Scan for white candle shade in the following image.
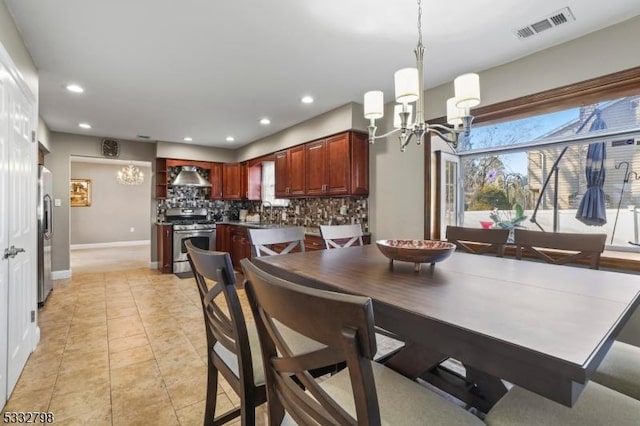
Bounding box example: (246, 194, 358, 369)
(364, 91, 384, 119)
(394, 68, 419, 104)
(393, 104, 413, 129)
(446, 97, 464, 126)
(454, 73, 481, 109)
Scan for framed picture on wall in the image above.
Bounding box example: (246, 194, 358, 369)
(70, 179, 91, 207)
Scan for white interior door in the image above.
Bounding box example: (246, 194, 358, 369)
(6, 76, 36, 395)
(0, 60, 9, 406)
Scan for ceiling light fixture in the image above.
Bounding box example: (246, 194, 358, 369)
(78, 122, 91, 129)
(183, 137, 193, 142)
(301, 96, 314, 104)
(260, 118, 271, 125)
(66, 84, 84, 93)
(117, 164, 144, 185)
(225, 136, 235, 142)
(364, 0, 480, 151)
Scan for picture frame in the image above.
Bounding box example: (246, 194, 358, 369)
(70, 179, 91, 207)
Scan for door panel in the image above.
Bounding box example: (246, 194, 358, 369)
(436, 151, 462, 239)
(326, 133, 350, 195)
(0, 61, 9, 405)
(274, 150, 288, 197)
(6, 78, 36, 396)
(288, 146, 305, 196)
(305, 140, 325, 195)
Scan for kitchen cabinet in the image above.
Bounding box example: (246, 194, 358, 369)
(216, 224, 230, 252)
(305, 132, 368, 196)
(157, 224, 173, 273)
(155, 158, 223, 200)
(275, 145, 306, 197)
(222, 162, 247, 200)
(230, 226, 252, 269)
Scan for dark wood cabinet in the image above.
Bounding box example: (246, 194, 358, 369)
(155, 158, 169, 199)
(216, 224, 230, 252)
(274, 150, 289, 198)
(274, 145, 306, 197)
(210, 162, 223, 199)
(229, 226, 252, 269)
(223, 163, 245, 200)
(302, 131, 369, 197)
(157, 224, 173, 273)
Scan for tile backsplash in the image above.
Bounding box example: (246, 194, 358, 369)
(156, 196, 368, 231)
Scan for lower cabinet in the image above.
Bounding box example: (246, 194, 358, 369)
(230, 226, 252, 269)
(157, 224, 173, 273)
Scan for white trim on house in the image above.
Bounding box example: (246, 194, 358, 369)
(70, 240, 150, 250)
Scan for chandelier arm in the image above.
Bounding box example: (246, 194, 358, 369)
(424, 124, 459, 148)
(368, 126, 401, 144)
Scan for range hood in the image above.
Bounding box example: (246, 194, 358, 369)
(171, 166, 211, 187)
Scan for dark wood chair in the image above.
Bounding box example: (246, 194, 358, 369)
(240, 258, 485, 426)
(513, 229, 606, 269)
(186, 241, 265, 426)
(446, 225, 510, 257)
(248, 226, 305, 257)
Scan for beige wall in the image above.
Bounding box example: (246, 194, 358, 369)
(156, 141, 236, 163)
(70, 162, 152, 245)
(38, 117, 51, 152)
(0, 1, 38, 100)
(46, 132, 156, 273)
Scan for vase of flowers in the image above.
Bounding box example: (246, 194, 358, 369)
(489, 203, 527, 242)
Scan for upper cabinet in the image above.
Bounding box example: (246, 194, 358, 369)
(275, 145, 306, 197)
(222, 162, 246, 200)
(282, 131, 368, 198)
(155, 158, 223, 200)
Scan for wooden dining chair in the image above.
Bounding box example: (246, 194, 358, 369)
(446, 225, 510, 257)
(186, 241, 327, 425)
(240, 258, 485, 426)
(513, 229, 606, 269)
(248, 226, 305, 257)
(320, 224, 363, 249)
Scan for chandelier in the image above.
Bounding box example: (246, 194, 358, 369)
(117, 164, 144, 185)
(364, 0, 481, 151)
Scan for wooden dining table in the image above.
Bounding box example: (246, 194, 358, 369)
(252, 245, 640, 409)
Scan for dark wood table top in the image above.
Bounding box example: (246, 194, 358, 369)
(252, 246, 640, 406)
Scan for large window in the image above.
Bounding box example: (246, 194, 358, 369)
(454, 95, 640, 250)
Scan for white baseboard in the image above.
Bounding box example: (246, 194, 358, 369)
(52, 270, 72, 280)
(70, 240, 151, 250)
(149, 261, 158, 269)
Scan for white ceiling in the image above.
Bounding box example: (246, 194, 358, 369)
(5, 0, 640, 148)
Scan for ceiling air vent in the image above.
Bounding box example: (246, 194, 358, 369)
(136, 134, 151, 139)
(513, 7, 575, 40)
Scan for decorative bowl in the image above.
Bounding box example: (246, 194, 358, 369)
(376, 240, 456, 272)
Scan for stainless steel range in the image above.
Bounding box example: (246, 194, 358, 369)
(166, 207, 216, 273)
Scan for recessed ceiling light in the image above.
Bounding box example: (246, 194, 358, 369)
(301, 96, 314, 104)
(78, 122, 91, 129)
(260, 118, 271, 125)
(225, 136, 235, 142)
(66, 84, 84, 93)
(183, 137, 193, 142)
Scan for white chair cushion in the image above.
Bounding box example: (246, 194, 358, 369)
(593, 341, 640, 400)
(317, 361, 484, 426)
(486, 381, 640, 426)
(214, 321, 325, 387)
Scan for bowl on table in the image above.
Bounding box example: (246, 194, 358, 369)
(376, 239, 456, 272)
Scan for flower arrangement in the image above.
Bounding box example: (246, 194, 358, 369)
(489, 203, 527, 229)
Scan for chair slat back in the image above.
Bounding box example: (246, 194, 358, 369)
(186, 241, 256, 391)
(446, 226, 510, 257)
(320, 224, 364, 249)
(248, 226, 305, 257)
(513, 229, 606, 269)
(241, 259, 380, 426)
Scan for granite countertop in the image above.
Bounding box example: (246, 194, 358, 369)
(156, 220, 369, 237)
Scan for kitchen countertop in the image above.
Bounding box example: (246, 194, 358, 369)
(156, 220, 370, 237)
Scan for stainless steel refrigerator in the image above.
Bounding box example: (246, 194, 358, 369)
(37, 165, 53, 305)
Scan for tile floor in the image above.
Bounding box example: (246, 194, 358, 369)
(2, 245, 265, 425)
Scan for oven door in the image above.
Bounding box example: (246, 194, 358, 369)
(173, 228, 216, 273)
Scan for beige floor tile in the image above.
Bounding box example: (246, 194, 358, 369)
(108, 332, 149, 353)
(166, 373, 207, 410)
(109, 343, 155, 369)
(59, 349, 109, 374)
(3, 386, 53, 412)
(112, 398, 179, 426)
(54, 366, 110, 397)
(175, 399, 206, 426)
(48, 386, 111, 422)
(51, 406, 111, 426)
